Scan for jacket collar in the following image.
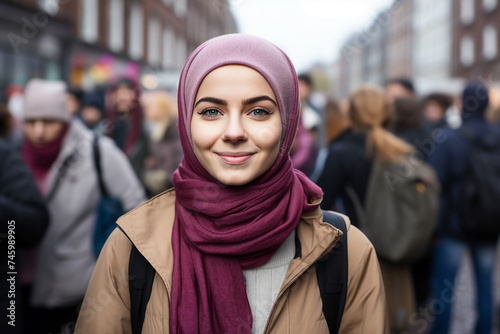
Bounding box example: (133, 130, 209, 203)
(117, 190, 345, 293)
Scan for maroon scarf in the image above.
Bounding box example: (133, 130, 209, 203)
(171, 34, 323, 333)
(22, 124, 69, 186)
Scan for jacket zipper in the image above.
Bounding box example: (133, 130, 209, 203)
(262, 230, 342, 334)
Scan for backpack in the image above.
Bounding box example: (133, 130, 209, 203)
(459, 129, 500, 239)
(92, 134, 124, 258)
(126, 210, 348, 334)
(348, 157, 440, 264)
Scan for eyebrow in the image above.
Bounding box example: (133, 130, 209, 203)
(242, 95, 277, 106)
(194, 97, 227, 108)
(194, 95, 277, 108)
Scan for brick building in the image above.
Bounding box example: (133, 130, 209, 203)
(0, 0, 237, 94)
(452, 0, 500, 81)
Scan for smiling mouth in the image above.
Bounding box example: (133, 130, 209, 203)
(217, 153, 255, 165)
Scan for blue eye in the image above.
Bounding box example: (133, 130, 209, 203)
(250, 108, 270, 117)
(200, 109, 222, 117)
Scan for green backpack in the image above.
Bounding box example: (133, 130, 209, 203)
(348, 158, 440, 264)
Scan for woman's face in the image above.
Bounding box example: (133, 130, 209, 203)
(191, 65, 282, 186)
(23, 119, 66, 146)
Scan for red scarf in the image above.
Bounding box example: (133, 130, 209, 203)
(170, 34, 323, 333)
(22, 124, 69, 187)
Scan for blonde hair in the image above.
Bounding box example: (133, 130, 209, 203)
(349, 85, 413, 162)
(324, 98, 350, 144)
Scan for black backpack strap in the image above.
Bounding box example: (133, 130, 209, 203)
(317, 210, 348, 334)
(129, 244, 155, 334)
(92, 134, 109, 197)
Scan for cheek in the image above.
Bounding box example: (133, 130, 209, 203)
(191, 119, 219, 157)
(46, 125, 64, 141)
(23, 125, 35, 140)
(251, 120, 282, 154)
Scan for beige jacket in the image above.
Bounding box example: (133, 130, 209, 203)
(75, 189, 388, 333)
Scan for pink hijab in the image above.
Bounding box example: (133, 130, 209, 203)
(171, 34, 323, 333)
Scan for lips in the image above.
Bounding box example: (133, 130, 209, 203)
(217, 152, 255, 165)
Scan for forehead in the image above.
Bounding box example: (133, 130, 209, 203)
(196, 65, 275, 97)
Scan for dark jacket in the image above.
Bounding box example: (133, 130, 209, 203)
(0, 139, 49, 247)
(0, 139, 49, 333)
(393, 127, 433, 161)
(316, 131, 372, 227)
(429, 83, 500, 243)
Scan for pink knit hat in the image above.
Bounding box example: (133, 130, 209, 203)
(23, 79, 71, 122)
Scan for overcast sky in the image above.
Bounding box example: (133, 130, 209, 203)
(229, 0, 394, 73)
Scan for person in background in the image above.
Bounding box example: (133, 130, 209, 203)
(142, 91, 183, 196)
(486, 85, 500, 124)
(298, 73, 323, 144)
(290, 74, 320, 177)
(428, 82, 500, 334)
(421, 92, 453, 131)
(1, 104, 49, 334)
(317, 85, 416, 333)
(385, 77, 416, 104)
(105, 76, 150, 183)
(0, 102, 15, 142)
(21, 79, 146, 334)
(392, 97, 433, 161)
(75, 34, 388, 334)
(79, 91, 105, 130)
(67, 89, 83, 117)
(391, 97, 436, 312)
(309, 97, 350, 183)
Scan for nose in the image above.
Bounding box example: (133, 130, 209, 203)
(222, 114, 247, 143)
(33, 121, 45, 138)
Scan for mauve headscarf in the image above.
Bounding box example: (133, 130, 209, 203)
(171, 34, 323, 333)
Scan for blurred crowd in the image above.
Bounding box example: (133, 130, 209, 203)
(0, 72, 499, 334)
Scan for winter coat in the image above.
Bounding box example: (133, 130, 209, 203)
(317, 131, 372, 227)
(0, 138, 49, 247)
(429, 105, 500, 243)
(30, 120, 146, 308)
(1, 139, 49, 333)
(74, 189, 388, 334)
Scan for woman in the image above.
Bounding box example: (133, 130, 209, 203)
(317, 85, 417, 333)
(105, 76, 150, 183)
(20, 79, 146, 333)
(142, 91, 183, 195)
(75, 34, 387, 334)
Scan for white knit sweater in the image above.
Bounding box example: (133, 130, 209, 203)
(242, 231, 296, 334)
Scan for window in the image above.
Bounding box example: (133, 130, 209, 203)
(175, 0, 187, 17)
(81, 0, 98, 42)
(109, 0, 124, 52)
(129, 2, 143, 60)
(162, 26, 176, 69)
(148, 16, 161, 66)
(483, 25, 498, 60)
(483, 0, 498, 12)
(460, 36, 475, 67)
(460, 0, 475, 25)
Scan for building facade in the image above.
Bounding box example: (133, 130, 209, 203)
(452, 0, 500, 81)
(0, 0, 237, 95)
(385, 0, 413, 80)
(412, 0, 453, 81)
